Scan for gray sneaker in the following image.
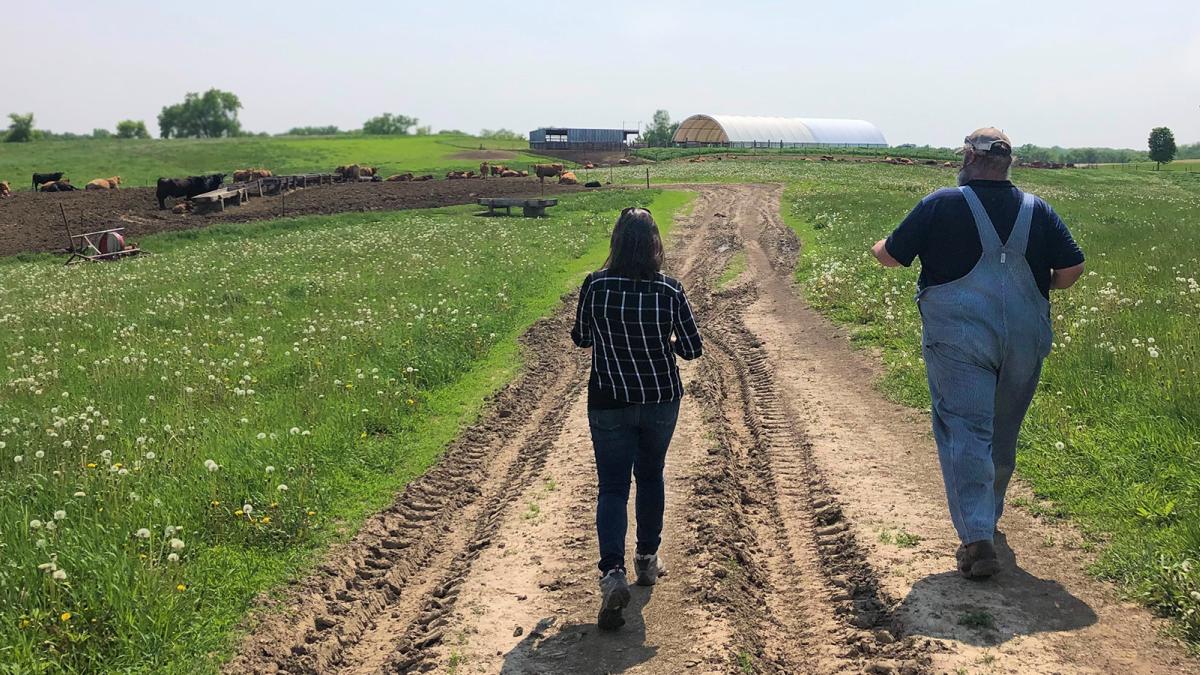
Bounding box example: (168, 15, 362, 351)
(597, 568, 631, 630)
(633, 553, 666, 586)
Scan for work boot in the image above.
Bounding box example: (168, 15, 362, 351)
(633, 553, 666, 586)
(956, 540, 1000, 580)
(597, 568, 631, 630)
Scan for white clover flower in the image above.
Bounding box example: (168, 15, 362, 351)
(1148, 348, 1160, 358)
(62, 440, 71, 448)
(145, 452, 156, 460)
(167, 553, 180, 563)
(13, 455, 22, 464)
(256, 432, 266, 440)
(101, 449, 112, 461)
(135, 528, 151, 539)
(289, 427, 300, 435)
(29, 519, 43, 529)
(118, 468, 129, 476)
(95, 434, 105, 441)
(165, 525, 176, 536)
(169, 538, 185, 551)
(35, 450, 45, 459)
(204, 459, 219, 472)
(265, 465, 275, 473)
(54, 510, 66, 520)
(52, 569, 67, 581)
(35, 538, 47, 548)
(1054, 441, 1066, 451)
(73, 491, 86, 498)
(277, 484, 288, 492)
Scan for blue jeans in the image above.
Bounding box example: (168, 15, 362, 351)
(588, 399, 681, 573)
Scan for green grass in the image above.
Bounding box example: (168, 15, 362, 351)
(634, 144, 957, 162)
(0, 134, 552, 190)
(600, 157, 1200, 644)
(1093, 159, 1200, 173)
(959, 610, 996, 631)
(0, 188, 692, 672)
(717, 251, 747, 289)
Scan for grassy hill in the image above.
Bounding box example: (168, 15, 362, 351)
(0, 134, 550, 189)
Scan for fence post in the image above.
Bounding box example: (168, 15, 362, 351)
(645, 167, 650, 189)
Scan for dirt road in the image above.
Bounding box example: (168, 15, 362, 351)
(229, 185, 1192, 674)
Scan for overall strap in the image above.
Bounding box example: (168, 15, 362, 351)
(1004, 191, 1037, 255)
(958, 186, 1002, 253)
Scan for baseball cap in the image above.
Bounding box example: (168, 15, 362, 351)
(956, 127, 1012, 155)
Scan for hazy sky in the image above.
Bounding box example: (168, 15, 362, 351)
(4, 1, 1197, 148)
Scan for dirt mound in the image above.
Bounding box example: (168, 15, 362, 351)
(450, 150, 519, 160)
(0, 178, 580, 258)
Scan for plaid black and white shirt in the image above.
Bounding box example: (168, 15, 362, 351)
(571, 269, 703, 407)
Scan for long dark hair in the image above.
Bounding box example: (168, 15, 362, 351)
(603, 207, 664, 280)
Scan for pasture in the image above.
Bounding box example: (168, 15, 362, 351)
(0, 189, 691, 672)
(601, 158, 1200, 641)
(0, 134, 548, 191)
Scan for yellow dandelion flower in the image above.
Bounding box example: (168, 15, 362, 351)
(261, 516, 271, 524)
(176, 584, 186, 592)
(234, 510, 244, 517)
(360, 431, 367, 439)
(210, 500, 220, 507)
(307, 510, 316, 517)
(60, 612, 71, 622)
(406, 399, 415, 406)
(20, 619, 30, 629)
(86, 463, 97, 469)
(270, 502, 279, 509)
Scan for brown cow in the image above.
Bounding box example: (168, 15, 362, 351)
(558, 171, 578, 185)
(499, 169, 521, 178)
(412, 174, 434, 182)
(533, 163, 564, 182)
(385, 173, 414, 182)
(617, 158, 630, 165)
(85, 176, 122, 190)
(40, 180, 79, 192)
(519, 170, 529, 177)
(583, 162, 595, 169)
(0, 181, 10, 198)
(480, 162, 489, 178)
(446, 171, 467, 180)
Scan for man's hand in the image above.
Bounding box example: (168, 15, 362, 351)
(871, 238, 902, 268)
(1050, 262, 1085, 290)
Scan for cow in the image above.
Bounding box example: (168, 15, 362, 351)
(155, 173, 225, 210)
(0, 181, 10, 198)
(617, 158, 630, 165)
(489, 164, 508, 176)
(446, 170, 468, 180)
(385, 173, 414, 182)
(171, 202, 191, 214)
(499, 169, 521, 178)
(412, 174, 434, 182)
(583, 162, 595, 169)
(32, 172, 65, 190)
(558, 171, 578, 185)
(533, 163, 564, 182)
(85, 176, 122, 190)
(39, 180, 80, 192)
(518, 170, 529, 177)
(480, 162, 489, 178)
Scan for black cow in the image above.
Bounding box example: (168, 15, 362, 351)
(156, 173, 226, 209)
(33, 172, 65, 189)
(39, 180, 80, 192)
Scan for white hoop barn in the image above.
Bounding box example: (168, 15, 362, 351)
(671, 114, 887, 148)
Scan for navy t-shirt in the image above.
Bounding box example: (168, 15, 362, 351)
(884, 180, 1084, 299)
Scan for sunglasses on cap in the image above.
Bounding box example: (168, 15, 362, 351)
(621, 206, 652, 215)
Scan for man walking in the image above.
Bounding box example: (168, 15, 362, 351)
(871, 128, 1085, 578)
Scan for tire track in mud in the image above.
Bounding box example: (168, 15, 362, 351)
(226, 312, 588, 675)
(681, 185, 932, 673)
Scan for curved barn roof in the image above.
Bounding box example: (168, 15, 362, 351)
(672, 114, 887, 146)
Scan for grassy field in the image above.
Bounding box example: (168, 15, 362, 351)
(604, 158, 1200, 643)
(0, 189, 692, 672)
(1093, 158, 1200, 173)
(634, 145, 956, 162)
(0, 134, 550, 190)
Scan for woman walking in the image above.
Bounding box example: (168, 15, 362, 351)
(570, 207, 703, 630)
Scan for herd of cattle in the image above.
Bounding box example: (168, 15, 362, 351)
(0, 160, 598, 210)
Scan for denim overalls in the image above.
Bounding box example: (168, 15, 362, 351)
(917, 186, 1052, 545)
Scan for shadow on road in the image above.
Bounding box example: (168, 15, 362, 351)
(896, 532, 1098, 646)
(501, 586, 658, 674)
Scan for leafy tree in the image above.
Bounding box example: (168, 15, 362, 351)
(283, 125, 341, 136)
(4, 113, 35, 143)
(414, 125, 432, 136)
(157, 89, 243, 138)
(361, 113, 418, 136)
(92, 128, 113, 139)
(1148, 127, 1177, 169)
(1178, 142, 1200, 160)
(642, 110, 679, 147)
(116, 119, 150, 139)
(479, 128, 523, 141)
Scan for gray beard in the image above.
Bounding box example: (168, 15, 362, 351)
(956, 167, 971, 186)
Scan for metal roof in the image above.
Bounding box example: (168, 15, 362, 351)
(673, 114, 887, 146)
